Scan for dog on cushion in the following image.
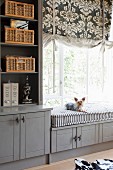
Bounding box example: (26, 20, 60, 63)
(65, 97, 85, 112)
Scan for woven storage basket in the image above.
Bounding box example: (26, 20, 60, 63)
(5, 56, 35, 72)
(5, 0, 34, 19)
(5, 27, 34, 44)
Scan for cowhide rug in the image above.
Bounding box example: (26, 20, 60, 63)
(75, 158, 113, 170)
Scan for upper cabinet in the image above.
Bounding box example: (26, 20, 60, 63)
(0, 0, 43, 106)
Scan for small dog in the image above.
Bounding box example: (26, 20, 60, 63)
(65, 97, 85, 112)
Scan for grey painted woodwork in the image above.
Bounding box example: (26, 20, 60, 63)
(25, 112, 45, 158)
(57, 128, 72, 152)
(0, 115, 19, 164)
(0, 110, 51, 165)
(50, 141, 113, 163)
(20, 114, 26, 159)
(72, 127, 77, 148)
(51, 128, 73, 153)
(0, 155, 49, 170)
(13, 114, 20, 161)
(51, 130, 57, 153)
(77, 124, 99, 148)
(98, 123, 103, 143)
(20, 111, 51, 159)
(102, 121, 113, 142)
(51, 123, 99, 153)
(45, 111, 50, 154)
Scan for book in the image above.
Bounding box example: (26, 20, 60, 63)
(10, 20, 29, 30)
(3, 83, 19, 106)
(11, 83, 19, 106)
(3, 83, 11, 106)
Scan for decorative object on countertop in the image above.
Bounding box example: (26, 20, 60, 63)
(5, 27, 34, 44)
(22, 76, 32, 104)
(3, 82, 19, 106)
(5, 0, 34, 19)
(10, 19, 29, 30)
(3, 55, 35, 72)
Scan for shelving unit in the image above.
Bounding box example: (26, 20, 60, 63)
(0, 0, 42, 106)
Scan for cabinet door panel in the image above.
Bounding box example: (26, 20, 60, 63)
(103, 122, 113, 142)
(72, 127, 77, 148)
(25, 112, 45, 158)
(0, 116, 13, 163)
(57, 129, 72, 152)
(20, 114, 26, 159)
(77, 125, 98, 148)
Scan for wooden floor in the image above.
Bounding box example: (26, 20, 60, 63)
(25, 149, 113, 170)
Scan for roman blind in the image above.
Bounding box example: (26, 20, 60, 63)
(43, 0, 112, 46)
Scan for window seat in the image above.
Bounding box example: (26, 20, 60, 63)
(51, 103, 113, 128)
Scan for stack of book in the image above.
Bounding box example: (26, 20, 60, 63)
(3, 83, 19, 106)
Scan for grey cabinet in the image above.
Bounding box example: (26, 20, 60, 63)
(20, 111, 50, 159)
(0, 115, 19, 164)
(56, 128, 72, 152)
(75, 124, 99, 148)
(102, 121, 113, 142)
(51, 124, 99, 153)
(0, 110, 50, 164)
(51, 128, 73, 153)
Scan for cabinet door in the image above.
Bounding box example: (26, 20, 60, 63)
(0, 115, 19, 164)
(20, 112, 45, 159)
(103, 122, 113, 142)
(57, 128, 72, 152)
(51, 128, 72, 153)
(76, 124, 98, 148)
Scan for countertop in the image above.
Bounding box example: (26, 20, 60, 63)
(0, 105, 53, 116)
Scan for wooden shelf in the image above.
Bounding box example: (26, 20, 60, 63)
(0, 15, 38, 22)
(0, 0, 42, 106)
(0, 42, 38, 47)
(1, 72, 38, 74)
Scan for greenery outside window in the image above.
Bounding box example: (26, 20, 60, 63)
(43, 41, 113, 107)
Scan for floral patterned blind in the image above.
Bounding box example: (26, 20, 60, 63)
(43, 0, 112, 41)
(104, 0, 112, 40)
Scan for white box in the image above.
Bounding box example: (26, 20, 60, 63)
(11, 83, 19, 106)
(3, 83, 11, 106)
(3, 83, 19, 106)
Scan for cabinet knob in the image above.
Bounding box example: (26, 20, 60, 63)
(78, 135, 81, 141)
(73, 135, 77, 142)
(21, 116, 25, 123)
(16, 117, 19, 123)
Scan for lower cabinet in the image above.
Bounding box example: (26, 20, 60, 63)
(0, 111, 50, 164)
(51, 124, 99, 153)
(56, 128, 72, 152)
(20, 112, 50, 159)
(102, 121, 113, 142)
(0, 115, 19, 164)
(76, 124, 99, 148)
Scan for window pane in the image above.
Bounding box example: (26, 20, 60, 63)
(43, 41, 113, 107)
(63, 45, 87, 98)
(43, 41, 60, 96)
(103, 46, 113, 102)
(88, 45, 103, 102)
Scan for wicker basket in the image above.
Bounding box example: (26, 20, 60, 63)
(5, 0, 34, 19)
(5, 27, 34, 44)
(5, 56, 35, 72)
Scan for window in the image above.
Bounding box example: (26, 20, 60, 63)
(43, 40, 113, 107)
